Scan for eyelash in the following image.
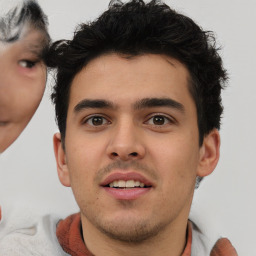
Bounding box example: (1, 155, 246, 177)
(145, 114, 175, 126)
(82, 115, 110, 127)
(82, 113, 175, 128)
(18, 60, 38, 69)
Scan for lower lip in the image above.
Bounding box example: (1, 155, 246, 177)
(103, 187, 151, 200)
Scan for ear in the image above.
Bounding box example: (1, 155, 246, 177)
(53, 133, 71, 187)
(197, 129, 220, 178)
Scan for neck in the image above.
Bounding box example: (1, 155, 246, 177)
(81, 215, 188, 256)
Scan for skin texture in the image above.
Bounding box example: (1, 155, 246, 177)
(210, 238, 238, 256)
(54, 53, 220, 256)
(0, 27, 46, 152)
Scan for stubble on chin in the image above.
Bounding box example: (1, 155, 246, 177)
(84, 211, 170, 244)
(79, 160, 170, 243)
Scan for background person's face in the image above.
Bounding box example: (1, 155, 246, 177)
(0, 28, 46, 152)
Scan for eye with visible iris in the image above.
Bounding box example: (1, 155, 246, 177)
(146, 115, 173, 126)
(84, 116, 109, 126)
(18, 60, 38, 69)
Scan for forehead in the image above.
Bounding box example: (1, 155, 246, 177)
(0, 28, 46, 57)
(69, 53, 193, 109)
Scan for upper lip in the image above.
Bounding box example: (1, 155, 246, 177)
(100, 171, 154, 187)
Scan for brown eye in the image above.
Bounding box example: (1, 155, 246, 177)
(145, 114, 175, 127)
(92, 116, 104, 126)
(152, 116, 166, 125)
(147, 115, 171, 126)
(85, 116, 109, 126)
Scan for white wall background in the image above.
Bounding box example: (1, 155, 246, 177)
(1, 0, 255, 254)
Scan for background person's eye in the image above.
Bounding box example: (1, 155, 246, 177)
(18, 60, 37, 68)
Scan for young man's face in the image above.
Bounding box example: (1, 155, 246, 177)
(0, 28, 46, 152)
(55, 53, 219, 242)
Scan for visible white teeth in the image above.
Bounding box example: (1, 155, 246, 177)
(109, 180, 146, 188)
(135, 181, 140, 187)
(125, 180, 135, 187)
(119, 180, 126, 187)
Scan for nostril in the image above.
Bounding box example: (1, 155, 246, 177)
(110, 152, 138, 159)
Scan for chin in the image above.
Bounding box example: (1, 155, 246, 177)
(93, 216, 167, 243)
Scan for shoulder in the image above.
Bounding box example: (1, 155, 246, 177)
(0, 203, 69, 256)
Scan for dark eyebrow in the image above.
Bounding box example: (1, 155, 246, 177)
(134, 98, 185, 112)
(74, 99, 114, 113)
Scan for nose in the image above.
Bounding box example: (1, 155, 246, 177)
(106, 120, 146, 161)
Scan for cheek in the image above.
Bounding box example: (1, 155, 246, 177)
(0, 66, 46, 123)
(22, 63, 46, 98)
(15, 66, 46, 121)
(148, 134, 199, 185)
(65, 134, 104, 182)
(66, 143, 101, 208)
(65, 131, 111, 201)
(66, 127, 109, 166)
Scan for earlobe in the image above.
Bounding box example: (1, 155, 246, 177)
(53, 133, 71, 187)
(197, 129, 220, 178)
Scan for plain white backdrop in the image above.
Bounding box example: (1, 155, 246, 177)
(1, 0, 256, 255)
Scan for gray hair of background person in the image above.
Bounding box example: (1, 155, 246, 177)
(0, 0, 49, 46)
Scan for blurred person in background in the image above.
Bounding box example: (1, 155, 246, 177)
(0, 0, 50, 153)
(0, 0, 49, 229)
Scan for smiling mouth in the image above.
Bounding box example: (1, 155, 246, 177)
(105, 180, 151, 189)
